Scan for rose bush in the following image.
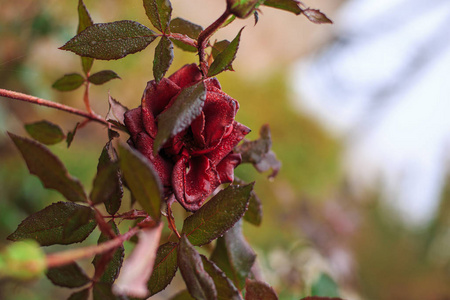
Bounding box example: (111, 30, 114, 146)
(124, 64, 250, 211)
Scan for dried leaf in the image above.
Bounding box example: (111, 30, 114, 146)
(52, 73, 85, 91)
(60, 21, 157, 60)
(154, 80, 206, 153)
(143, 0, 173, 33)
(46, 263, 91, 288)
(25, 120, 65, 145)
(148, 242, 179, 295)
(88, 70, 121, 85)
(207, 28, 243, 77)
(7, 202, 96, 246)
(245, 279, 278, 300)
(9, 132, 87, 202)
(302, 9, 333, 24)
(181, 183, 254, 246)
(106, 94, 129, 128)
(153, 36, 174, 82)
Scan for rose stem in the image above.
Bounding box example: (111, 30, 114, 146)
(83, 79, 93, 114)
(46, 226, 140, 268)
(0, 88, 110, 127)
(197, 9, 232, 75)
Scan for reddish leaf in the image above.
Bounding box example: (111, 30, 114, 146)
(263, 0, 302, 15)
(119, 144, 162, 221)
(66, 122, 80, 148)
(178, 235, 217, 300)
(78, 0, 94, 74)
(46, 263, 91, 288)
(92, 220, 124, 284)
(153, 80, 206, 153)
(201, 255, 242, 300)
(302, 9, 333, 24)
(52, 73, 85, 91)
(60, 21, 157, 60)
(210, 220, 256, 290)
(7, 202, 96, 246)
(207, 28, 243, 77)
(88, 70, 121, 85)
(181, 183, 254, 246)
(8, 132, 87, 202)
(153, 36, 174, 82)
(90, 162, 122, 206)
(25, 120, 65, 145)
(68, 288, 90, 300)
(143, 0, 173, 33)
(148, 242, 179, 295)
(169, 18, 203, 52)
(245, 279, 278, 300)
(114, 223, 163, 298)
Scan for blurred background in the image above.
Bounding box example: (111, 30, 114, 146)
(1, 0, 450, 299)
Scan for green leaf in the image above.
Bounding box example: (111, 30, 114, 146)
(211, 40, 230, 58)
(92, 220, 124, 284)
(96, 141, 123, 214)
(7, 202, 96, 246)
(245, 279, 278, 300)
(181, 183, 254, 246)
(143, 0, 173, 33)
(153, 36, 174, 82)
(311, 273, 340, 298)
(52, 73, 85, 91)
(88, 70, 120, 85)
(25, 120, 65, 145)
(148, 242, 178, 295)
(119, 144, 162, 221)
(60, 20, 157, 60)
(68, 288, 90, 300)
(169, 18, 203, 52)
(8, 132, 87, 202)
(263, 0, 302, 15)
(178, 235, 217, 300)
(210, 220, 256, 290)
(207, 28, 243, 77)
(243, 191, 262, 226)
(154, 80, 206, 153)
(93, 282, 122, 300)
(227, 0, 264, 18)
(201, 255, 242, 300)
(302, 9, 333, 24)
(78, 0, 95, 75)
(63, 206, 96, 240)
(0, 240, 46, 280)
(66, 122, 80, 148)
(46, 263, 91, 288)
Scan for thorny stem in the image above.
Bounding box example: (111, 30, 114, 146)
(46, 226, 140, 268)
(0, 88, 112, 128)
(197, 9, 232, 75)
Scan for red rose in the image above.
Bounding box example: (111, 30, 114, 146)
(124, 64, 250, 211)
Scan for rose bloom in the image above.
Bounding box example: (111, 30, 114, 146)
(124, 64, 250, 211)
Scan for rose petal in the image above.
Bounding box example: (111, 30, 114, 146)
(191, 112, 206, 148)
(204, 77, 221, 90)
(168, 63, 202, 89)
(124, 107, 144, 144)
(216, 152, 242, 183)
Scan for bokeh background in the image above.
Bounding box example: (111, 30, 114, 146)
(1, 0, 450, 299)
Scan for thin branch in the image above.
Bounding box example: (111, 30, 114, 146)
(46, 226, 140, 268)
(0, 88, 109, 127)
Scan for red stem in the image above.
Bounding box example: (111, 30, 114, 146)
(0, 88, 109, 127)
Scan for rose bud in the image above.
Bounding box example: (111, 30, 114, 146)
(124, 64, 250, 211)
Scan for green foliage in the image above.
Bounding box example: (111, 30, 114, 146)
(52, 73, 85, 91)
(46, 263, 91, 288)
(25, 120, 65, 145)
(201, 255, 242, 300)
(88, 70, 121, 85)
(170, 18, 203, 52)
(68, 288, 90, 300)
(243, 190, 262, 226)
(207, 28, 243, 77)
(148, 242, 179, 295)
(153, 36, 174, 82)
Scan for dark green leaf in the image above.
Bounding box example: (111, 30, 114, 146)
(46, 263, 91, 288)
(106, 94, 129, 128)
(148, 242, 178, 295)
(25, 120, 65, 145)
(311, 273, 339, 298)
(228, 0, 264, 18)
(81, 57, 94, 75)
(8, 132, 87, 202)
(181, 183, 254, 246)
(119, 144, 162, 221)
(178, 235, 217, 300)
(170, 290, 195, 300)
(63, 206, 96, 240)
(243, 191, 262, 226)
(245, 279, 278, 300)
(77, 0, 93, 33)
(92, 220, 124, 284)
(60, 21, 157, 60)
(66, 122, 80, 148)
(210, 220, 256, 290)
(97, 141, 123, 214)
(88, 70, 120, 85)
(263, 0, 302, 15)
(154, 80, 206, 153)
(153, 36, 174, 82)
(169, 18, 203, 52)
(52, 73, 85, 91)
(143, 0, 173, 33)
(7, 202, 96, 246)
(207, 28, 243, 77)
(90, 162, 121, 205)
(93, 282, 124, 300)
(68, 288, 90, 300)
(302, 9, 333, 24)
(211, 40, 230, 58)
(201, 255, 242, 300)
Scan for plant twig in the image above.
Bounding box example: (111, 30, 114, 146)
(46, 226, 140, 268)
